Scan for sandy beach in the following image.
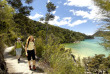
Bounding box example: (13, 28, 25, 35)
(65, 47, 88, 60)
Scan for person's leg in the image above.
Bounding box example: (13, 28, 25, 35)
(18, 48, 22, 61)
(16, 49, 20, 63)
(27, 50, 32, 70)
(18, 48, 21, 63)
(33, 60, 36, 65)
(16, 55, 19, 59)
(32, 50, 36, 70)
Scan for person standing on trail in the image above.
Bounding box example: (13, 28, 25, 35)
(15, 38, 24, 63)
(25, 36, 36, 70)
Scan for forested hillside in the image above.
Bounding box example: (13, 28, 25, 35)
(94, 31, 110, 37)
(7, 16, 89, 45)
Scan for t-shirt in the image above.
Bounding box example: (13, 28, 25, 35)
(27, 42, 34, 50)
(16, 41, 22, 49)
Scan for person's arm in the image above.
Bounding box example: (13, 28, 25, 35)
(15, 42, 16, 50)
(34, 45, 36, 55)
(22, 42, 24, 49)
(25, 42, 28, 56)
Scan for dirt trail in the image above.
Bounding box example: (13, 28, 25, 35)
(4, 46, 45, 74)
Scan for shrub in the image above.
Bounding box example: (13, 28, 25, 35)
(35, 34, 85, 74)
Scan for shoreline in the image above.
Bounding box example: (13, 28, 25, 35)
(65, 47, 88, 60)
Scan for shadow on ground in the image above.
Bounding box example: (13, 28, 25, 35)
(31, 66, 44, 73)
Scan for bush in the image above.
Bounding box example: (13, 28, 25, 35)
(35, 34, 85, 74)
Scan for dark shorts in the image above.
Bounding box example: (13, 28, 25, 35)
(27, 50, 35, 61)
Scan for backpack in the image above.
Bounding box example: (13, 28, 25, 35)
(16, 41, 22, 48)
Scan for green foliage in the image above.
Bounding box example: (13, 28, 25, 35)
(0, 0, 14, 73)
(35, 34, 85, 74)
(25, 0, 33, 4)
(93, 0, 110, 50)
(83, 54, 110, 73)
(0, 0, 14, 33)
(0, 38, 8, 74)
(7, 0, 33, 16)
(93, 0, 110, 12)
(94, 31, 105, 37)
(46, 2, 56, 12)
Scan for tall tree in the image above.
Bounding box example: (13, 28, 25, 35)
(40, 2, 56, 44)
(6, 0, 34, 37)
(7, 0, 33, 16)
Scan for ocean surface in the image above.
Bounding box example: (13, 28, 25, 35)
(65, 37, 110, 57)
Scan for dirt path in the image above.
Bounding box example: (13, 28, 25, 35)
(4, 46, 45, 74)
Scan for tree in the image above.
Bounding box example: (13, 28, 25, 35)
(6, 0, 34, 40)
(93, 0, 110, 50)
(0, 0, 14, 73)
(0, 0, 14, 34)
(7, 0, 33, 16)
(40, 2, 56, 44)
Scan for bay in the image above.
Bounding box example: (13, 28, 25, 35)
(65, 37, 110, 58)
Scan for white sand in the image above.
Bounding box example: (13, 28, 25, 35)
(4, 46, 46, 74)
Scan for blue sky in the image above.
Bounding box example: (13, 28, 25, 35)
(27, 0, 103, 35)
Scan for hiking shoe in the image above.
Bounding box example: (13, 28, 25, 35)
(18, 58, 20, 61)
(18, 59, 20, 63)
(29, 65, 32, 70)
(18, 58, 20, 63)
(33, 65, 36, 70)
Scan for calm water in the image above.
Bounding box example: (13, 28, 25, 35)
(65, 37, 110, 57)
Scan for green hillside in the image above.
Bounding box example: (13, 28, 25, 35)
(4, 15, 91, 45)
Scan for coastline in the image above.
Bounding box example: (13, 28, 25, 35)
(65, 47, 88, 60)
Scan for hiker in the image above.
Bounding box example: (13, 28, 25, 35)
(25, 36, 36, 70)
(15, 38, 24, 63)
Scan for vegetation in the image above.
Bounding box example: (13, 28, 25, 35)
(93, 0, 110, 50)
(0, 0, 14, 73)
(40, 2, 56, 44)
(94, 31, 106, 37)
(0, 0, 100, 74)
(83, 54, 110, 74)
(2, 0, 86, 73)
(35, 34, 85, 74)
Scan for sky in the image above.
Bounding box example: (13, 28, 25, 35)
(27, 0, 104, 35)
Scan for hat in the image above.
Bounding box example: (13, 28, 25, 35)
(17, 38, 21, 40)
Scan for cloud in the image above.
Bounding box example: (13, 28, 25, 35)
(64, 0, 93, 7)
(64, 0, 104, 21)
(56, 6, 59, 8)
(47, 0, 50, 3)
(69, 20, 87, 27)
(86, 32, 94, 35)
(49, 16, 72, 26)
(70, 9, 104, 21)
(57, 1, 62, 4)
(48, 16, 87, 27)
(28, 13, 43, 19)
(52, 11, 56, 14)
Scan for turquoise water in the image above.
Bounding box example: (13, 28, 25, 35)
(65, 37, 110, 57)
